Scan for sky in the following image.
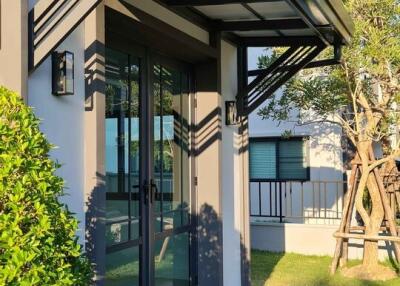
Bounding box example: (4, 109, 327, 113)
(248, 47, 268, 70)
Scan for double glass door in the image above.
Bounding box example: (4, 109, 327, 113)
(104, 45, 193, 286)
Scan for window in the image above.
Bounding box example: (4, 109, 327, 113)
(249, 137, 309, 181)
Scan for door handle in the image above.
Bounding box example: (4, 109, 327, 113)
(143, 179, 158, 205)
(150, 179, 158, 204)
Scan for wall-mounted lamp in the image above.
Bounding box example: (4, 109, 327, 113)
(52, 51, 74, 96)
(225, 101, 239, 126)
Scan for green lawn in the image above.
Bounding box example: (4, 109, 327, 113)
(251, 250, 400, 286)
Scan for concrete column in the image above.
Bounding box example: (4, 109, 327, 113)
(0, 0, 28, 99)
(84, 4, 106, 285)
(195, 54, 223, 285)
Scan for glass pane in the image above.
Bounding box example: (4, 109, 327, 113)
(154, 232, 190, 286)
(249, 141, 277, 179)
(106, 200, 129, 246)
(130, 61, 140, 198)
(65, 52, 74, 93)
(279, 140, 308, 180)
(105, 246, 140, 286)
(154, 65, 191, 232)
(105, 48, 141, 281)
(105, 49, 129, 193)
(166, 67, 181, 215)
(153, 64, 192, 285)
(154, 64, 163, 232)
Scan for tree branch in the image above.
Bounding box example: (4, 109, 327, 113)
(368, 150, 400, 172)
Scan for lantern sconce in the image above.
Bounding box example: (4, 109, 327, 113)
(52, 51, 74, 96)
(225, 100, 239, 126)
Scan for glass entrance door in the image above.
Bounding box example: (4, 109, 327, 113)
(104, 46, 193, 286)
(105, 48, 141, 286)
(152, 62, 191, 286)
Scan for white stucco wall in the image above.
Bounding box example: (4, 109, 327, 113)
(221, 40, 243, 286)
(27, 24, 86, 243)
(251, 222, 393, 261)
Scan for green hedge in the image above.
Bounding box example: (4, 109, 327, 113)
(0, 87, 92, 285)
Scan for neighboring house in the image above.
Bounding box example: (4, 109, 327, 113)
(248, 85, 345, 225)
(246, 63, 393, 259)
(0, 1, 353, 285)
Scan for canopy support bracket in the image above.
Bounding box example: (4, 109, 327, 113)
(237, 43, 328, 117)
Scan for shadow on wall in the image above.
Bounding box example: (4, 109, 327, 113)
(198, 203, 251, 286)
(85, 175, 106, 286)
(197, 203, 222, 282)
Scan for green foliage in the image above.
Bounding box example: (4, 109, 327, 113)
(258, 73, 349, 122)
(0, 87, 92, 285)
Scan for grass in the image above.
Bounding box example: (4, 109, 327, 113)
(251, 250, 400, 286)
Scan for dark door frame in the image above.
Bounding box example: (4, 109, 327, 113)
(105, 35, 197, 285)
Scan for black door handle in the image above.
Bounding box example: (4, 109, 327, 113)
(150, 179, 158, 204)
(143, 179, 158, 204)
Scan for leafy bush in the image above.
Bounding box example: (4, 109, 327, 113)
(0, 87, 92, 285)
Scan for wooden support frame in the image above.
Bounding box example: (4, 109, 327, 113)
(334, 232, 400, 243)
(330, 147, 400, 275)
(330, 163, 358, 274)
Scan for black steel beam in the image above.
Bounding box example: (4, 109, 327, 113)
(240, 36, 324, 47)
(247, 58, 340, 76)
(164, 0, 281, 6)
(215, 19, 307, 31)
(236, 45, 248, 116)
(222, 32, 242, 46)
(245, 44, 326, 115)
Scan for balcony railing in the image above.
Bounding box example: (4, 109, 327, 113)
(250, 180, 346, 224)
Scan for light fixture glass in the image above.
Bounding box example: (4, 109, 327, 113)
(52, 51, 74, 96)
(225, 100, 239, 126)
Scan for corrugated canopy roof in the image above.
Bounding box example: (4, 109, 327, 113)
(162, 0, 354, 46)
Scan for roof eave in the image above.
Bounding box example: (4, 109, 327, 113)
(314, 0, 354, 45)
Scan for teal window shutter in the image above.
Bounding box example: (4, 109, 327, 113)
(249, 142, 276, 179)
(278, 140, 308, 180)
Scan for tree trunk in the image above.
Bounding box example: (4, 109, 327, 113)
(341, 143, 397, 280)
(363, 172, 384, 269)
(356, 143, 385, 269)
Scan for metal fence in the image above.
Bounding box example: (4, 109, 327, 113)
(250, 180, 346, 223)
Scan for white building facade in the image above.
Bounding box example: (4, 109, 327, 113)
(0, 1, 353, 285)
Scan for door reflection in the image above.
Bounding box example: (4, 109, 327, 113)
(153, 64, 191, 286)
(105, 48, 141, 286)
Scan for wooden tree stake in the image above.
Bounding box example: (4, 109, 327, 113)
(330, 164, 358, 274)
(331, 148, 400, 275)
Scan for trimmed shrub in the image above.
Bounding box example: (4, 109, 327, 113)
(0, 87, 92, 285)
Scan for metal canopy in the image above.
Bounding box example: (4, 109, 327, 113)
(163, 0, 354, 46)
(162, 0, 354, 117)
